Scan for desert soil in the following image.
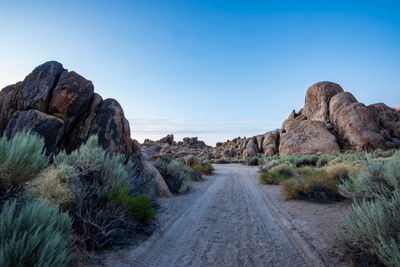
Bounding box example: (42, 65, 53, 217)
(103, 164, 351, 267)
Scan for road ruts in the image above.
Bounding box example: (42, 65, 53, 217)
(118, 164, 326, 267)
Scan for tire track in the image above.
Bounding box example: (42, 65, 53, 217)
(106, 164, 326, 267)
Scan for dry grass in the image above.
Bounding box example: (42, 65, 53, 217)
(34, 165, 75, 210)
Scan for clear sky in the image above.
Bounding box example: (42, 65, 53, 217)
(1, 0, 399, 145)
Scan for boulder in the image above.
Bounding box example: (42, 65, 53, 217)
(89, 99, 133, 156)
(256, 135, 264, 153)
(330, 101, 386, 151)
(262, 130, 279, 156)
(279, 120, 340, 155)
(183, 155, 202, 167)
(49, 70, 94, 130)
(4, 110, 64, 155)
(242, 138, 258, 158)
(20, 61, 64, 112)
(158, 134, 174, 145)
(65, 93, 103, 152)
(0, 83, 23, 133)
(302, 81, 343, 122)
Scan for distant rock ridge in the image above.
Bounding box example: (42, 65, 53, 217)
(0, 61, 134, 156)
(207, 82, 400, 157)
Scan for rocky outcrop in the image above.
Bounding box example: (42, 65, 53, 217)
(141, 135, 211, 160)
(0, 61, 133, 156)
(279, 120, 340, 155)
(4, 110, 64, 155)
(302, 82, 344, 122)
(279, 81, 400, 154)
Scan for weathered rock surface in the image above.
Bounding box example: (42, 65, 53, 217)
(279, 120, 340, 155)
(4, 109, 64, 155)
(279, 81, 400, 154)
(0, 61, 134, 157)
(302, 81, 343, 122)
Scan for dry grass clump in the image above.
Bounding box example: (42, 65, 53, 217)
(259, 162, 297, 185)
(34, 164, 76, 210)
(281, 162, 357, 203)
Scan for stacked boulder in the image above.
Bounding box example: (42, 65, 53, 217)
(279, 82, 400, 155)
(0, 61, 171, 198)
(0, 61, 133, 156)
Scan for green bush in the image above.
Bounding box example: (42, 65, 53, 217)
(0, 199, 72, 267)
(193, 163, 214, 175)
(270, 162, 297, 178)
(259, 172, 282, 185)
(259, 162, 297, 185)
(153, 160, 192, 193)
(54, 135, 132, 190)
(107, 184, 155, 223)
(0, 131, 48, 193)
(338, 151, 400, 266)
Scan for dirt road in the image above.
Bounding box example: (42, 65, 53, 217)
(105, 164, 326, 267)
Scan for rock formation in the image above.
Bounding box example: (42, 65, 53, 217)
(279, 82, 400, 154)
(0, 61, 133, 156)
(0, 61, 169, 197)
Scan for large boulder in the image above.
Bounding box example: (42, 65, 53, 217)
(0, 61, 135, 157)
(20, 61, 64, 112)
(88, 99, 133, 156)
(242, 138, 258, 158)
(302, 82, 343, 122)
(4, 110, 64, 155)
(262, 130, 279, 156)
(279, 120, 340, 155)
(49, 70, 94, 130)
(65, 93, 103, 152)
(0, 83, 23, 133)
(329, 94, 386, 151)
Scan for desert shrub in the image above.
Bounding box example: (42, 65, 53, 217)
(269, 162, 297, 178)
(259, 172, 282, 185)
(339, 155, 390, 200)
(107, 184, 155, 223)
(71, 171, 138, 250)
(0, 199, 72, 267)
(259, 162, 297, 185)
(193, 163, 214, 175)
(338, 192, 400, 266)
(282, 165, 348, 202)
(337, 151, 400, 265)
(153, 160, 191, 193)
(0, 131, 48, 193)
(316, 154, 335, 167)
(247, 157, 259, 166)
(34, 164, 76, 210)
(54, 135, 132, 190)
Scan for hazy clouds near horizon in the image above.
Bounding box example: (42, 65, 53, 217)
(1, 1, 399, 144)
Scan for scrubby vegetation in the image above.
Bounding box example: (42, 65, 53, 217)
(259, 154, 360, 202)
(0, 131, 48, 203)
(337, 151, 400, 266)
(0, 199, 72, 267)
(0, 133, 157, 266)
(193, 162, 214, 175)
(153, 159, 200, 193)
(259, 162, 297, 185)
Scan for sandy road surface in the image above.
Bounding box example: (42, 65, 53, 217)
(105, 164, 326, 267)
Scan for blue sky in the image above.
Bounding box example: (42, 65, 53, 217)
(1, 0, 399, 145)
